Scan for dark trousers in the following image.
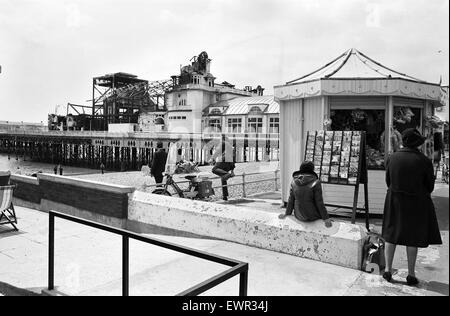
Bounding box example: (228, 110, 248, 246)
(154, 173, 164, 187)
(212, 167, 230, 200)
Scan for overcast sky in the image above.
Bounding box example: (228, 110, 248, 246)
(0, 0, 449, 123)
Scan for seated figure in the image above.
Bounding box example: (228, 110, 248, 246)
(279, 161, 332, 228)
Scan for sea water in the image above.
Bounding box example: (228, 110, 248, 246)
(0, 153, 101, 176)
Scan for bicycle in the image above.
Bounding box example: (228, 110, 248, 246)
(152, 173, 215, 200)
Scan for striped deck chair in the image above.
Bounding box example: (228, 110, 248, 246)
(0, 185, 17, 231)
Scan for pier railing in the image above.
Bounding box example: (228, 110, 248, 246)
(0, 130, 280, 170)
(47, 210, 249, 296)
(0, 129, 280, 140)
(143, 169, 280, 199)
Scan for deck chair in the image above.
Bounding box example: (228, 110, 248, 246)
(0, 185, 18, 231)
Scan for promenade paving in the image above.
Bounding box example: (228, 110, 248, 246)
(0, 180, 448, 297)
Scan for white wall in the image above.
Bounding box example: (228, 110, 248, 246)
(108, 123, 137, 133)
(280, 97, 325, 202)
(167, 112, 193, 133)
(280, 99, 303, 202)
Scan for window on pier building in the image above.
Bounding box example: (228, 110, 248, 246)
(209, 119, 221, 132)
(227, 118, 242, 133)
(247, 117, 263, 133)
(248, 106, 264, 116)
(210, 108, 221, 115)
(269, 117, 279, 134)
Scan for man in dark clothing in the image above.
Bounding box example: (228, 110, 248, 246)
(382, 128, 442, 286)
(212, 161, 235, 201)
(151, 141, 168, 187)
(209, 138, 235, 201)
(279, 161, 332, 228)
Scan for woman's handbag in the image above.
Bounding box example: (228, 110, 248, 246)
(361, 233, 386, 274)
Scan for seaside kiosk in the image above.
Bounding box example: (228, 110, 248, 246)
(274, 48, 447, 210)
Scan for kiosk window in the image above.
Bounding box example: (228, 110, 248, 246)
(330, 109, 385, 169)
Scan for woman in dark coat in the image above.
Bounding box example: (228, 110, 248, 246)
(382, 128, 442, 286)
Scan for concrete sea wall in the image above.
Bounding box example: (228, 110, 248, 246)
(129, 191, 367, 269)
(11, 174, 135, 228)
(10, 173, 367, 270)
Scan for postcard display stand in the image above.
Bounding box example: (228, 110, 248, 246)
(305, 131, 369, 230)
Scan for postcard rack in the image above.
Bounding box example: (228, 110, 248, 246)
(305, 130, 369, 229)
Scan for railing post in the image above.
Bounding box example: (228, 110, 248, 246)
(122, 235, 129, 296)
(274, 170, 279, 191)
(242, 172, 246, 198)
(239, 267, 248, 296)
(48, 212, 55, 291)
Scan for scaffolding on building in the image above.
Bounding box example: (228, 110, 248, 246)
(65, 73, 173, 131)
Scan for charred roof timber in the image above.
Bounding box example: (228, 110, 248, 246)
(188, 51, 210, 75)
(172, 51, 215, 87)
(79, 72, 174, 130)
(244, 85, 265, 96)
(93, 72, 148, 88)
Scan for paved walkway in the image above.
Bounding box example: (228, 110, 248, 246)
(0, 198, 448, 296)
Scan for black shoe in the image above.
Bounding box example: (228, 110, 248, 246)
(406, 275, 419, 286)
(382, 272, 392, 282)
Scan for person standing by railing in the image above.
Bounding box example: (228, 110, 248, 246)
(151, 141, 168, 188)
(209, 137, 235, 201)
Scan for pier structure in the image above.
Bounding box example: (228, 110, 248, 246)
(0, 130, 279, 171)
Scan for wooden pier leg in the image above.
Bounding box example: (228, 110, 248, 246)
(244, 134, 248, 163)
(255, 133, 259, 162)
(115, 147, 120, 170)
(233, 135, 237, 163)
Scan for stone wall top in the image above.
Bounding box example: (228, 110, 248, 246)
(38, 173, 135, 194)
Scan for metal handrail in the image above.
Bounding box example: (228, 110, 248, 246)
(144, 169, 280, 188)
(145, 169, 280, 199)
(48, 210, 248, 296)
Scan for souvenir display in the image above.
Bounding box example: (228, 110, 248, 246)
(322, 154, 331, 165)
(304, 130, 366, 187)
(304, 130, 369, 228)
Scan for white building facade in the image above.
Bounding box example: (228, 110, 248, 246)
(139, 51, 277, 135)
(202, 95, 279, 135)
